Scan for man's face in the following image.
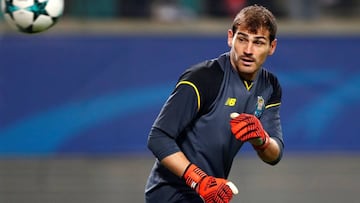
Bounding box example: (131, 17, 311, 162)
(227, 26, 277, 80)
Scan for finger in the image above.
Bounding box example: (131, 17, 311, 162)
(237, 126, 251, 139)
(240, 131, 259, 142)
(230, 121, 248, 135)
(230, 112, 239, 119)
(226, 182, 239, 195)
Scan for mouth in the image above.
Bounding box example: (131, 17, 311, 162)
(240, 57, 255, 66)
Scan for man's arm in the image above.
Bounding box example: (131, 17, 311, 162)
(249, 137, 281, 164)
(160, 152, 191, 177)
(230, 113, 283, 165)
(160, 151, 238, 203)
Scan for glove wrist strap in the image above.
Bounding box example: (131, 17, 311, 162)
(182, 163, 207, 190)
(253, 132, 270, 152)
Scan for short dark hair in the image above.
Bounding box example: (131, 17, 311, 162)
(231, 5, 277, 42)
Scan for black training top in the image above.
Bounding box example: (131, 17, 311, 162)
(146, 52, 283, 194)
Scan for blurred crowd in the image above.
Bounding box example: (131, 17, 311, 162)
(64, 0, 360, 21)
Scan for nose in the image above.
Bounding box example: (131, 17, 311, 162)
(244, 42, 253, 55)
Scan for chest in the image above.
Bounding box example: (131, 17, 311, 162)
(212, 71, 273, 121)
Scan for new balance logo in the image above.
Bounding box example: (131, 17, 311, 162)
(225, 98, 237, 106)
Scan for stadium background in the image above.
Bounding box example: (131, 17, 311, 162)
(0, 0, 360, 202)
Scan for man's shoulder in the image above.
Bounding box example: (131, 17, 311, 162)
(181, 59, 224, 81)
(260, 68, 282, 103)
(183, 53, 229, 76)
(260, 68, 281, 88)
(177, 57, 226, 116)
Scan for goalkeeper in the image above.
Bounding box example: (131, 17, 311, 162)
(145, 4, 284, 203)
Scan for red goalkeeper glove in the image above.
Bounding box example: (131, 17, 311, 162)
(182, 164, 238, 203)
(230, 113, 270, 151)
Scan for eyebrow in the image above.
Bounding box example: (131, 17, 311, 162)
(237, 32, 267, 40)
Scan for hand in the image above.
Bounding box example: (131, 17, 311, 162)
(230, 113, 270, 151)
(183, 164, 238, 203)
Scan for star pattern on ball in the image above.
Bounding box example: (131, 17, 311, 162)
(4, 0, 19, 19)
(2, 0, 63, 33)
(26, 0, 50, 21)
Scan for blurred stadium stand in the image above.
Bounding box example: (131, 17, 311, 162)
(0, 0, 360, 203)
(59, 0, 360, 20)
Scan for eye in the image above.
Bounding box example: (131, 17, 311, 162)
(254, 40, 266, 46)
(238, 37, 247, 43)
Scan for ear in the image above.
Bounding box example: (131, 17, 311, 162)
(268, 39, 277, 55)
(227, 29, 234, 47)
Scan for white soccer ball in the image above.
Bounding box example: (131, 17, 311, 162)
(1, 0, 64, 33)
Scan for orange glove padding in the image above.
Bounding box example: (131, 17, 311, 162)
(230, 113, 270, 151)
(183, 164, 236, 203)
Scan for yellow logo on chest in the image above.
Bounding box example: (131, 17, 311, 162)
(225, 98, 237, 106)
